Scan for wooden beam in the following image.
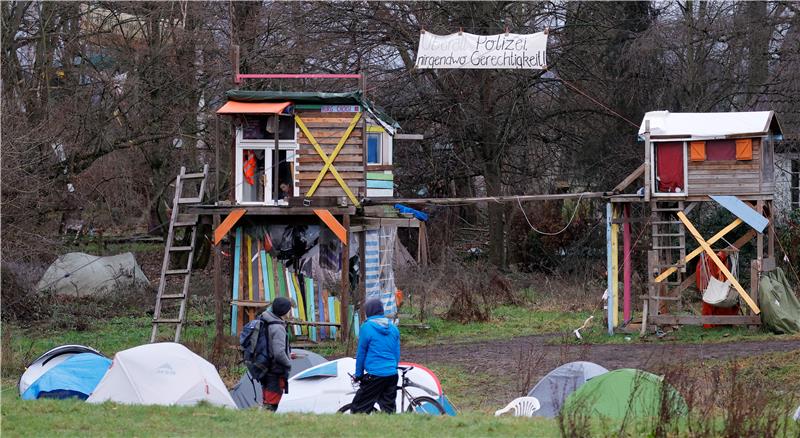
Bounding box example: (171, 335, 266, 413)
(650, 315, 760, 325)
(613, 163, 646, 193)
(340, 214, 350, 341)
(376, 192, 607, 206)
(676, 212, 760, 314)
(393, 133, 424, 141)
(213, 208, 246, 245)
(655, 218, 743, 282)
(313, 209, 348, 245)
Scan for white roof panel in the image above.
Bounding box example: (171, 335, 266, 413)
(639, 111, 780, 139)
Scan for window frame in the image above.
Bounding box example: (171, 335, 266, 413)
(650, 140, 689, 197)
(367, 131, 382, 165)
(235, 126, 299, 205)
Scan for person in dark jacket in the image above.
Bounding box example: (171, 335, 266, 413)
(261, 296, 294, 411)
(350, 298, 401, 413)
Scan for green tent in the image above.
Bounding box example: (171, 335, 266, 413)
(562, 369, 687, 420)
(759, 267, 800, 334)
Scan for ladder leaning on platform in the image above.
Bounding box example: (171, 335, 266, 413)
(150, 165, 209, 343)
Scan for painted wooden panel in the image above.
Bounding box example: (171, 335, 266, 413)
(231, 228, 242, 335)
(367, 188, 394, 198)
(366, 172, 393, 181)
(366, 180, 393, 189)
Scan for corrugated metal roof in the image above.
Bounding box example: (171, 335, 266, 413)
(638, 111, 782, 140)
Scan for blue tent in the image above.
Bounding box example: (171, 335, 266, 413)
(22, 353, 111, 400)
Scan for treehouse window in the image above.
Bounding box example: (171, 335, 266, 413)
(236, 147, 295, 204)
(367, 133, 381, 164)
(655, 141, 685, 193)
(705, 140, 736, 161)
(242, 115, 295, 140)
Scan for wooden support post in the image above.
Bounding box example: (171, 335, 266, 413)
(359, 229, 366, 322)
(340, 214, 351, 341)
(767, 201, 775, 259)
(623, 204, 632, 324)
(757, 200, 764, 265)
(643, 122, 651, 202)
(750, 260, 760, 316)
(606, 203, 614, 335)
(677, 212, 760, 314)
(611, 204, 620, 327)
(211, 214, 224, 361)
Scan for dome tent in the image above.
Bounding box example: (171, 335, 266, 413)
(527, 361, 609, 417)
(87, 343, 235, 408)
(19, 345, 104, 396)
(21, 353, 111, 400)
(562, 368, 687, 420)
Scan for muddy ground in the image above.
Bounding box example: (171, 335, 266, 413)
(403, 335, 800, 411)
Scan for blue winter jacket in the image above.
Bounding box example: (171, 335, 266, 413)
(355, 314, 400, 378)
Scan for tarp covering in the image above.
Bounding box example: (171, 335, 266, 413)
(563, 369, 687, 420)
(639, 110, 781, 139)
(216, 101, 291, 115)
(229, 348, 327, 409)
(527, 361, 608, 418)
(87, 343, 236, 408)
(22, 353, 111, 400)
(36, 252, 149, 297)
(19, 345, 104, 396)
(225, 90, 400, 134)
(759, 268, 800, 334)
(276, 358, 455, 415)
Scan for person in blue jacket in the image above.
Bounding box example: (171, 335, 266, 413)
(350, 298, 401, 413)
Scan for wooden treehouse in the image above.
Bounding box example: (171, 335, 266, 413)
(607, 111, 783, 333)
(150, 73, 423, 343)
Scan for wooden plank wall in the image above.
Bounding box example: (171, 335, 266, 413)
(686, 138, 768, 196)
(296, 110, 365, 198)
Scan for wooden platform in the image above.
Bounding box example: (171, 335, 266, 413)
(185, 204, 356, 216)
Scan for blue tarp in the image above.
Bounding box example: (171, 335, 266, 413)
(21, 353, 111, 400)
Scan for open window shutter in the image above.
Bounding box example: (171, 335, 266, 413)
(690, 141, 706, 162)
(735, 138, 753, 160)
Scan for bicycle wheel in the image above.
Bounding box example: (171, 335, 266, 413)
(406, 396, 446, 415)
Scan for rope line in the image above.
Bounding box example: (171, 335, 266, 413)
(516, 193, 585, 236)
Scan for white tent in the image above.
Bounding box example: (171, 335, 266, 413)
(37, 252, 149, 297)
(277, 358, 452, 414)
(87, 343, 235, 408)
(527, 361, 609, 417)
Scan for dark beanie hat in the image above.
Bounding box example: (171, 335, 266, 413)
(364, 298, 384, 318)
(272, 296, 292, 317)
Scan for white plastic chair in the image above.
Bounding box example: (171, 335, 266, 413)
(494, 396, 541, 417)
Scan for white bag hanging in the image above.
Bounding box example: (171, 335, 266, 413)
(702, 276, 739, 307)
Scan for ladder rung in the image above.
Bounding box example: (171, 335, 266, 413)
(153, 318, 182, 324)
(159, 293, 186, 300)
(178, 197, 202, 204)
(182, 172, 205, 179)
(165, 269, 190, 275)
(652, 221, 681, 225)
(652, 208, 681, 212)
(173, 222, 197, 228)
(653, 233, 683, 237)
(653, 245, 684, 250)
(644, 295, 681, 301)
(169, 246, 193, 252)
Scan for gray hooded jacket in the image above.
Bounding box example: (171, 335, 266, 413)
(261, 310, 291, 375)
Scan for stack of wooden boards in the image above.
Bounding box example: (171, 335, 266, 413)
(231, 228, 358, 341)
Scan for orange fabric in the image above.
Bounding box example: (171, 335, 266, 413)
(213, 209, 247, 245)
(216, 101, 291, 114)
(313, 209, 347, 245)
(395, 290, 404, 308)
(689, 141, 706, 161)
(263, 377, 286, 405)
(243, 150, 256, 185)
(735, 138, 753, 160)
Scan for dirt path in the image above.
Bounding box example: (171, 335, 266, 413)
(403, 336, 800, 410)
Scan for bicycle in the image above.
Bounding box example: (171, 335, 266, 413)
(337, 366, 446, 414)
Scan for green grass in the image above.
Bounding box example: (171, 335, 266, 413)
(400, 306, 597, 347)
(0, 389, 561, 438)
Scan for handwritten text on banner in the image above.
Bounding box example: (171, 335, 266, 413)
(415, 32, 547, 69)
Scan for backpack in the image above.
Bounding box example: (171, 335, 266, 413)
(239, 316, 283, 383)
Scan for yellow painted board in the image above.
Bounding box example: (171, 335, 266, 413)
(676, 212, 760, 314)
(655, 218, 742, 283)
(293, 274, 307, 336)
(611, 206, 619, 327)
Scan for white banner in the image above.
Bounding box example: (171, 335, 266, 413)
(415, 31, 547, 70)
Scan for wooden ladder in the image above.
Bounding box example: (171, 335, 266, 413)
(150, 165, 209, 343)
(648, 200, 687, 314)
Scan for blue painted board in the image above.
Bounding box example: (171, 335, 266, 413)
(366, 179, 393, 189)
(710, 195, 769, 233)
